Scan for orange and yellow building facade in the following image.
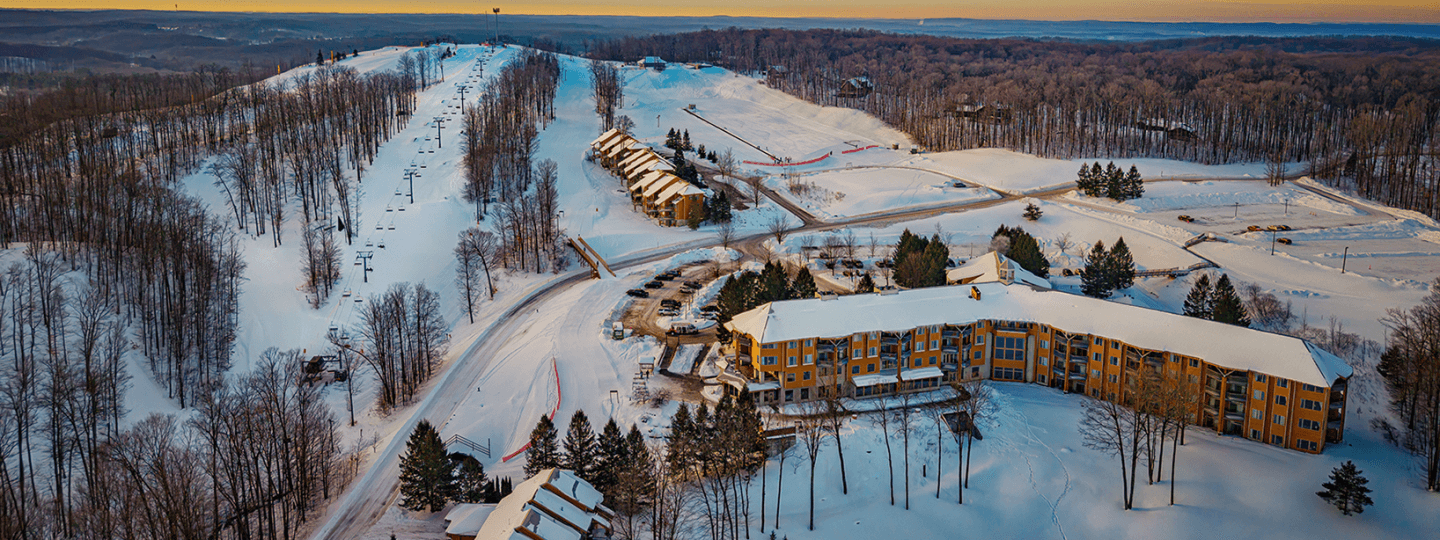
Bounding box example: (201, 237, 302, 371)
(589, 128, 706, 227)
(723, 281, 1351, 454)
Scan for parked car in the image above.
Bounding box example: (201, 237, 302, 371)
(666, 323, 698, 336)
(660, 299, 681, 308)
(654, 273, 675, 281)
(657, 308, 679, 316)
(700, 305, 720, 313)
(1247, 225, 1262, 232)
(700, 312, 719, 320)
(644, 281, 665, 289)
(664, 269, 683, 278)
(1275, 224, 1292, 231)
(682, 280, 702, 289)
(1177, 215, 1194, 223)
(626, 289, 649, 298)
(1277, 237, 1293, 245)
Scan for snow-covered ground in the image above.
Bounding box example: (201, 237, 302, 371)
(764, 167, 999, 219)
(62, 41, 1438, 540)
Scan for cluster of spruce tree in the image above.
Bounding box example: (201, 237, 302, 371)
(354, 282, 449, 411)
(523, 410, 660, 539)
(892, 229, 949, 289)
(991, 225, 1050, 279)
(460, 50, 564, 272)
(592, 30, 1440, 221)
(398, 420, 512, 513)
(1181, 273, 1250, 327)
(1076, 162, 1144, 201)
(1080, 238, 1136, 298)
(2, 346, 343, 539)
(715, 262, 816, 323)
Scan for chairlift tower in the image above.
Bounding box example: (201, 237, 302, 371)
(356, 251, 374, 283)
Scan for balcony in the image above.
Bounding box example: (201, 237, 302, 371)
(1204, 384, 1221, 397)
(817, 342, 835, 353)
(1223, 409, 1244, 421)
(1328, 410, 1344, 423)
(1330, 393, 1345, 408)
(880, 335, 899, 346)
(1068, 370, 1087, 381)
(1326, 428, 1343, 444)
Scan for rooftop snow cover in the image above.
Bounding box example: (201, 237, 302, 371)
(446, 503, 497, 537)
(655, 181, 704, 205)
(947, 251, 1051, 289)
(474, 468, 605, 540)
(726, 282, 1352, 387)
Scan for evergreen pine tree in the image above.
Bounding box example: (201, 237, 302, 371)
(525, 415, 561, 478)
(1109, 237, 1136, 290)
(1124, 165, 1145, 200)
(997, 226, 1050, 279)
(760, 261, 791, 302)
(1210, 274, 1251, 327)
(1317, 461, 1374, 516)
(1081, 240, 1113, 298)
(1104, 162, 1124, 200)
(1088, 162, 1105, 197)
(856, 273, 876, 293)
(1183, 274, 1214, 319)
(595, 418, 628, 495)
(790, 268, 818, 298)
(454, 455, 489, 503)
(697, 144, 706, 158)
(399, 420, 458, 512)
(921, 238, 950, 286)
(317, 49, 325, 65)
(1076, 163, 1094, 195)
(682, 130, 693, 151)
(1023, 202, 1043, 221)
(562, 410, 599, 481)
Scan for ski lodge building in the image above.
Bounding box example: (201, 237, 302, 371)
(444, 468, 612, 540)
(590, 129, 706, 227)
(722, 255, 1352, 454)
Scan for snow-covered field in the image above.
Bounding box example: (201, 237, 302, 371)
(765, 167, 998, 219)
(62, 41, 1438, 540)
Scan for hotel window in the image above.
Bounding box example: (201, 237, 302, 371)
(761, 356, 777, 365)
(1110, 356, 1119, 365)
(1254, 390, 1265, 401)
(1109, 374, 1118, 383)
(1276, 395, 1287, 406)
(788, 356, 797, 367)
(931, 340, 939, 350)
(1273, 414, 1285, 425)
(870, 347, 877, 357)
(1278, 379, 1288, 388)
(977, 335, 986, 345)
(1190, 359, 1200, 368)
(805, 339, 813, 347)
(762, 343, 777, 349)
(1272, 435, 1284, 446)
(852, 365, 860, 375)
(1299, 419, 1321, 431)
(1039, 357, 1048, 366)
(916, 341, 926, 352)
(1040, 340, 1049, 349)
(1250, 429, 1261, 439)
(994, 336, 1026, 361)
(1251, 409, 1262, 420)
(786, 373, 795, 382)
(994, 367, 1023, 381)
(853, 349, 862, 359)
(1300, 399, 1323, 411)
(803, 371, 811, 381)
(1093, 352, 1102, 362)
(1091, 369, 1100, 378)
(790, 341, 798, 349)
(1039, 374, 1047, 384)
(868, 364, 876, 373)
(1298, 440, 1318, 451)
(1094, 337, 1102, 345)
(804, 354, 814, 365)
(973, 351, 982, 360)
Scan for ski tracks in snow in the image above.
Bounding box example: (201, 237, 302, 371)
(991, 389, 1072, 540)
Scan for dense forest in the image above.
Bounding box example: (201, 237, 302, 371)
(593, 30, 1440, 219)
(0, 47, 419, 537)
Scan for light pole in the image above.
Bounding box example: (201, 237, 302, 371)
(492, 7, 500, 44)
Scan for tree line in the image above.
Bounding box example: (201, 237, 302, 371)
(592, 30, 1440, 220)
(461, 50, 564, 273)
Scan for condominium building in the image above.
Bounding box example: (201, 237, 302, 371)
(721, 270, 1351, 454)
(589, 129, 706, 227)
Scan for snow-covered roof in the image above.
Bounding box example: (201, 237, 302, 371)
(903, 367, 943, 379)
(602, 138, 638, 157)
(630, 170, 671, 193)
(946, 251, 1051, 289)
(852, 372, 897, 387)
(446, 503, 497, 537)
(725, 282, 1352, 387)
(589, 128, 622, 149)
(617, 150, 655, 170)
(643, 175, 683, 198)
(654, 181, 705, 206)
(474, 468, 606, 540)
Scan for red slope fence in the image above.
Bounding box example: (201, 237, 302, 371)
(500, 357, 562, 462)
(743, 151, 832, 167)
(842, 145, 880, 154)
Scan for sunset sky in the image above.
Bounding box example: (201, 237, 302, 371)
(3, 1, 1438, 24)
